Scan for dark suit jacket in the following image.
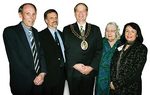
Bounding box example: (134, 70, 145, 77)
(111, 41, 148, 95)
(63, 22, 103, 78)
(39, 28, 65, 87)
(3, 22, 46, 95)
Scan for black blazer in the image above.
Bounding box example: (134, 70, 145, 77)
(111, 41, 148, 95)
(39, 28, 65, 86)
(63, 22, 103, 78)
(3, 23, 46, 95)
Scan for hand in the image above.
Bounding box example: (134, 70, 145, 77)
(110, 82, 115, 90)
(34, 73, 46, 85)
(82, 66, 93, 75)
(73, 63, 85, 74)
(73, 64, 93, 75)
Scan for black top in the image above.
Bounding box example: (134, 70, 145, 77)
(111, 41, 148, 95)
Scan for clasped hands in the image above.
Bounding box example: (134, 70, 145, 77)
(73, 63, 93, 75)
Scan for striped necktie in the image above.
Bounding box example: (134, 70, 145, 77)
(28, 30, 40, 73)
(80, 26, 84, 36)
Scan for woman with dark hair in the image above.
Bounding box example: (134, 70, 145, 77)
(110, 22, 148, 95)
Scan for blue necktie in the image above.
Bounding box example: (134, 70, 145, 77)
(29, 30, 40, 73)
(54, 32, 64, 67)
(54, 32, 60, 45)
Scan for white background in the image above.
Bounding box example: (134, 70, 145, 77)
(0, 0, 149, 95)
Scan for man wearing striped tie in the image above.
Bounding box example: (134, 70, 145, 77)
(3, 3, 46, 95)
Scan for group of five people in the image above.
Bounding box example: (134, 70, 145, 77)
(3, 2, 147, 95)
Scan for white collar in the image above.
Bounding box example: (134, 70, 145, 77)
(77, 22, 86, 31)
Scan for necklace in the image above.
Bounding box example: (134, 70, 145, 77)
(70, 24, 91, 50)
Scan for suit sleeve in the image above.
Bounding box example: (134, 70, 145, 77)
(39, 43, 47, 73)
(90, 26, 103, 71)
(3, 27, 28, 76)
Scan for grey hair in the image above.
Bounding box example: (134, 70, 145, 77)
(105, 22, 120, 40)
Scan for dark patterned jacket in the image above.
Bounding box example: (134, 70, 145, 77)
(110, 41, 148, 95)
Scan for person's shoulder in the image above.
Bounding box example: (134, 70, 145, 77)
(3, 23, 21, 38)
(63, 23, 75, 29)
(140, 43, 147, 51)
(4, 25, 15, 30)
(57, 29, 61, 32)
(102, 37, 106, 41)
(39, 28, 48, 33)
(32, 27, 38, 32)
(135, 42, 148, 51)
(134, 43, 148, 56)
(88, 23, 100, 29)
(4, 23, 20, 30)
(63, 23, 75, 33)
(3, 23, 20, 34)
(38, 28, 49, 37)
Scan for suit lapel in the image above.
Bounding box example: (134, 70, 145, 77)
(45, 28, 56, 43)
(17, 23, 31, 53)
(85, 23, 88, 33)
(58, 30, 64, 42)
(73, 23, 80, 34)
(16, 23, 35, 69)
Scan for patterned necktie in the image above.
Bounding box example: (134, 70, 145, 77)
(28, 30, 40, 73)
(54, 32, 64, 67)
(80, 26, 84, 36)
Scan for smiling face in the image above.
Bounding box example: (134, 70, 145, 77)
(19, 4, 36, 29)
(105, 24, 117, 42)
(45, 12, 58, 28)
(125, 25, 137, 42)
(74, 4, 88, 23)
